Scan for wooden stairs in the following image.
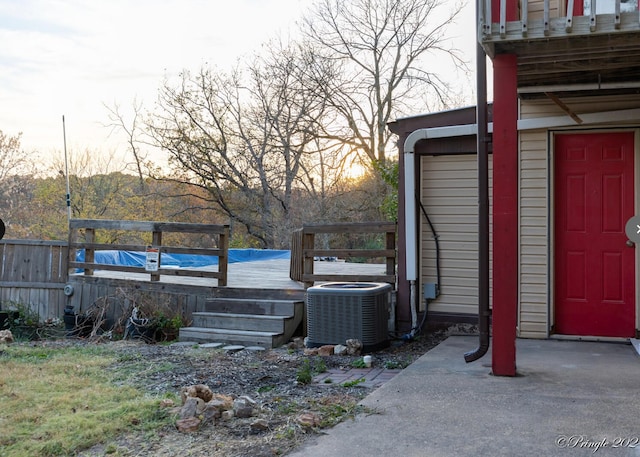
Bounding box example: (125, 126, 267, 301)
(178, 288, 305, 348)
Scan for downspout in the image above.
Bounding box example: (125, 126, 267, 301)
(464, 13, 491, 363)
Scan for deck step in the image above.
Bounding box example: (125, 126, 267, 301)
(192, 312, 294, 333)
(179, 327, 287, 348)
(180, 297, 304, 348)
(211, 287, 305, 301)
(203, 298, 303, 316)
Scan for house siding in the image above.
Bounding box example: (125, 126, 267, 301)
(527, 0, 563, 20)
(518, 94, 640, 338)
(420, 154, 493, 317)
(518, 129, 549, 338)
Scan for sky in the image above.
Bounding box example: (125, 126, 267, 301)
(0, 0, 478, 167)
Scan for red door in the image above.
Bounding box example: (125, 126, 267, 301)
(554, 132, 636, 337)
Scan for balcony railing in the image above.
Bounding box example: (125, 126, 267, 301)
(479, 0, 640, 87)
(480, 0, 639, 43)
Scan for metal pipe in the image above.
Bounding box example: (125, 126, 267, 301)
(464, 12, 491, 363)
(62, 115, 72, 225)
(409, 280, 418, 334)
(403, 151, 417, 282)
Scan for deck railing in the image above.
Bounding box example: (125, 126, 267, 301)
(290, 222, 397, 288)
(68, 219, 230, 286)
(481, 0, 638, 40)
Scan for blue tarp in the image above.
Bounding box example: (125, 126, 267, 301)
(75, 248, 290, 269)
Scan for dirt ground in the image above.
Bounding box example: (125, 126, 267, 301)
(56, 324, 473, 457)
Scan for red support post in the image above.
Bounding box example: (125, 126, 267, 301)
(491, 53, 518, 376)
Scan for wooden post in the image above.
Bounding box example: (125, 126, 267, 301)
(302, 230, 315, 288)
(492, 53, 518, 377)
(85, 228, 95, 276)
(218, 226, 229, 287)
(150, 230, 162, 281)
(385, 229, 396, 279)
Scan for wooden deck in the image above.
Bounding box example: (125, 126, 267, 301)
(69, 259, 386, 347)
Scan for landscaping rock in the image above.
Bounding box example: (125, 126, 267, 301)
(233, 396, 257, 418)
(199, 342, 224, 349)
(181, 384, 214, 404)
(288, 337, 305, 349)
(346, 339, 363, 355)
(334, 344, 348, 355)
(175, 417, 201, 433)
(0, 329, 13, 344)
(180, 397, 205, 419)
(250, 418, 269, 432)
(297, 412, 321, 428)
(209, 394, 234, 411)
(318, 345, 335, 356)
(202, 402, 222, 423)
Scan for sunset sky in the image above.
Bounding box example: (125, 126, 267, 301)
(0, 0, 476, 165)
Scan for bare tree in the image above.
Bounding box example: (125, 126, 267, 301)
(302, 0, 466, 167)
(0, 130, 38, 236)
(0, 130, 34, 179)
(146, 40, 335, 248)
(104, 99, 149, 189)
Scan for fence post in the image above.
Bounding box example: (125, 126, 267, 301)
(302, 230, 315, 288)
(150, 230, 162, 281)
(386, 229, 396, 278)
(218, 226, 229, 287)
(289, 228, 303, 282)
(85, 228, 95, 276)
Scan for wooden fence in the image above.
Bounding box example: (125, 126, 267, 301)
(290, 221, 397, 288)
(0, 221, 396, 325)
(68, 219, 230, 286)
(0, 220, 230, 324)
(0, 239, 69, 321)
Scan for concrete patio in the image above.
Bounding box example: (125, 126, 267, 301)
(288, 335, 640, 457)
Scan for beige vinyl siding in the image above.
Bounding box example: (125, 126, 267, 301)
(519, 129, 549, 338)
(527, 0, 563, 20)
(420, 154, 492, 316)
(518, 94, 640, 339)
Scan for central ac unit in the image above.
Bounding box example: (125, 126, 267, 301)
(306, 282, 392, 352)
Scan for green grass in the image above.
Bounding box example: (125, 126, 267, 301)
(0, 344, 173, 457)
(296, 357, 328, 385)
(342, 378, 366, 388)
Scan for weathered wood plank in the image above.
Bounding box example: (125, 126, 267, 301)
(303, 249, 395, 258)
(301, 274, 396, 283)
(69, 242, 223, 257)
(0, 281, 65, 289)
(302, 222, 396, 234)
(70, 219, 228, 234)
(70, 262, 148, 274)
